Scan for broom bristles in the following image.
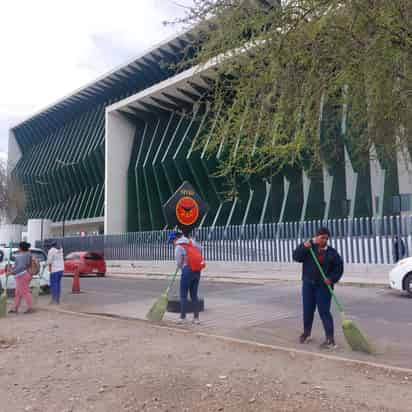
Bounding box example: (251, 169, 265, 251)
(0, 292, 7, 317)
(32, 282, 41, 305)
(146, 293, 169, 322)
(342, 319, 373, 354)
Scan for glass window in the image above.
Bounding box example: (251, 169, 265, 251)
(391, 196, 401, 214)
(392, 194, 412, 213)
(65, 253, 81, 261)
(401, 194, 411, 212)
(85, 253, 103, 260)
(30, 250, 47, 262)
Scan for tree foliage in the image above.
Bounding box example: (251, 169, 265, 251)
(172, 0, 412, 195)
(0, 159, 26, 224)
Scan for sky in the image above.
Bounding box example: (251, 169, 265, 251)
(0, 0, 193, 157)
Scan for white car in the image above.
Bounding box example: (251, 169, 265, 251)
(389, 257, 412, 296)
(0, 247, 50, 294)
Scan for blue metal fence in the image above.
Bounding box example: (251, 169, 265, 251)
(36, 215, 412, 265)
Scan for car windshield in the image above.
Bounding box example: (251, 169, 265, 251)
(10, 250, 47, 262)
(30, 250, 47, 262)
(65, 253, 81, 261)
(85, 253, 103, 260)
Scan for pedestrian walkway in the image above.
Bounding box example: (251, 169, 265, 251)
(164, 302, 298, 330)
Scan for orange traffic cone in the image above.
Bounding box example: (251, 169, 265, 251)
(72, 267, 80, 294)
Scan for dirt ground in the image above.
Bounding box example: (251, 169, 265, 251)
(0, 310, 411, 412)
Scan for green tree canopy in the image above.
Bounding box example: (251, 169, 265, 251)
(172, 0, 412, 196)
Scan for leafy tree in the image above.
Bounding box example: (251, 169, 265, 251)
(0, 159, 26, 224)
(171, 0, 412, 196)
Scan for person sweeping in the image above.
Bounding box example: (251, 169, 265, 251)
(293, 227, 343, 350)
(8, 241, 35, 314)
(169, 229, 205, 324)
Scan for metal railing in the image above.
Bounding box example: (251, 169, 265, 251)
(36, 215, 412, 265)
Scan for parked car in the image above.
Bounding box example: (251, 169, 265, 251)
(0, 247, 50, 294)
(64, 252, 106, 277)
(389, 257, 412, 296)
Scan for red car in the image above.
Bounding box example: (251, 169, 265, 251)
(64, 251, 106, 277)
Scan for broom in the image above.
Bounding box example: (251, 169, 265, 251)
(146, 269, 179, 321)
(0, 243, 12, 317)
(0, 270, 8, 317)
(308, 247, 373, 354)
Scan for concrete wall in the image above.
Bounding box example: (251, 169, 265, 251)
(105, 111, 137, 235)
(0, 224, 25, 244)
(50, 221, 103, 237)
(27, 219, 52, 246)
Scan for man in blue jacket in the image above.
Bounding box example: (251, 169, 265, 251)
(293, 227, 343, 349)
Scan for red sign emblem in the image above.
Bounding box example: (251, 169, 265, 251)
(176, 197, 199, 226)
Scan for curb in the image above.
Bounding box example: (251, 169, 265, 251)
(107, 273, 268, 285)
(40, 306, 412, 376)
(107, 272, 388, 288)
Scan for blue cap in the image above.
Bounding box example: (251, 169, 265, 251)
(168, 230, 182, 243)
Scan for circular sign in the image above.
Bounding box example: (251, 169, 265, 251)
(176, 197, 199, 226)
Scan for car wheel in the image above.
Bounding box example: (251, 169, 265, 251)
(404, 273, 412, 297)
(166, 296, 205, 314)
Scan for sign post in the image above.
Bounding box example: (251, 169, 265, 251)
(163, 181, 208, 232)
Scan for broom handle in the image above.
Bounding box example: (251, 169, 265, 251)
(165, 268, 179, 296)
(5, 242, 12, 290)
(308, 247, 344, 314)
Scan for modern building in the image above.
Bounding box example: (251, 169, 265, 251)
(8, 29, 412, 236)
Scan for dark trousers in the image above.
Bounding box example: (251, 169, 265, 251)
(180, 266, 200, 319)
(302, 280, 334, 339)
(50, 271, 63, 303)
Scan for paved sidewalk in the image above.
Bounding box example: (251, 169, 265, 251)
(34, 277, 411, 370)
(107, 260, 392, 286)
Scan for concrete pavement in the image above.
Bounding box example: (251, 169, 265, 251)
(36, 276, 412, 370)
(107, 260, 392, 286)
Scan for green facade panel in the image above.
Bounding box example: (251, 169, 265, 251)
(14, 105, 106, 222)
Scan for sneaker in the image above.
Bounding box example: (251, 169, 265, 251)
(192, 318, 201, 325)
(299, 333, 311, 344)
(8, 309, 17, 314)
(23, 308, 35, 314)
(319, 338, 336, 350)
(175, 318, 187, 324)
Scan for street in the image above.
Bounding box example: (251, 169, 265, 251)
(56, 276, 412, 369)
